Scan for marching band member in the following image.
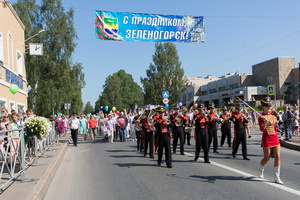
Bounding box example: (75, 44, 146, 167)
(170, 105, 186, 155)
(154, 106, 172, 168)
(231, 103, 250, 160)
(207, 104, 219, 153)
(183, 108, 192, 146)
(133, 109, 144, 152)
(258, 97, 283, 184)
(141, 110, 154, 158)
(220, 107, 232, 147)
(194, 104, 210, 163)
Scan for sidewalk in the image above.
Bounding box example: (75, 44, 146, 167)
(251, 125, 300, 151)
(280, 136, 300, 151)
(0, 137, 69, 200)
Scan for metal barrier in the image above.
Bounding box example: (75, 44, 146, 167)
(0, 123, 56, 192)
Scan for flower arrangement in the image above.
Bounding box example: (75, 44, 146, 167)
(54, 119, 65, 135)
(26, 117, 50, 140)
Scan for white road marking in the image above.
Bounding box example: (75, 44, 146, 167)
(184, 152, 300, 196)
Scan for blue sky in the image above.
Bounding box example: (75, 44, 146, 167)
(12, 0, 300, 106)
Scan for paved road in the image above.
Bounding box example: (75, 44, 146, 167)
(44, 129, 300, 200)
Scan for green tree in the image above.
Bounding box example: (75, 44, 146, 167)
(84, 101, 94, 114)
(13, 0, 85, 116)
(141, 43, 187, 105)
(95, 70, 144, 112)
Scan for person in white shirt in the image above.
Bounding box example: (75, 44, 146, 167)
(68, 114, 80, 147)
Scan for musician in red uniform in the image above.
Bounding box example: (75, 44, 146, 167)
(258, 97, 283, 184)
(231, 103, 250, 160)
(207, 104, 219, 153)
(182, 108, 192, 145)
(220, 107, 232, 147)
(170, 105, 186, 155)
(154, 106, 172, 168)
(133, 109, 144, 152)
(194, 104, 210, 163)
(141, 110, 154, 158)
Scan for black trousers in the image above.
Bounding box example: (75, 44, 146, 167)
(144, 132, 154, 157)
(220, 124, 231, 147)
(136, 131, 143, 151)
(184, 129, 191, 145)
(172, 127, 184, 154)
(195, 128, 209, 162)
(157, 133, 172, 166)
(232, 127, 247, 158)
(208, 125, 218, 151)
(71, 128, 78, 146)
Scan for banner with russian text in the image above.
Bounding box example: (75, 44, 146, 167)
(94, 10, 205, 43)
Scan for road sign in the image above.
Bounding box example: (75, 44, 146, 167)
(64, 103, 71, 110)
(162, 91, 169, 98)
(163, 98, 169, 104)
(267, 85, 274, 95)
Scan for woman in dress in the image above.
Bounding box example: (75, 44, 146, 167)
(258, 97, 283, 184)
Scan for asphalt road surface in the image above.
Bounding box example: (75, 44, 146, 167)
(44, 128, 300, 200)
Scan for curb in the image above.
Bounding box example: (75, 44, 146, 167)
(26, 141, 69, 200)
(280, 140, 300, 151)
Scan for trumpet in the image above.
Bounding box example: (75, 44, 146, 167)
(163, 116, 171, 125)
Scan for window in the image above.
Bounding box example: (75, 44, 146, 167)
(10, 102, 15, 112)
(17, 50, 23, 75)
(0, 98, 7, 117)
(17, 104, 25, 114)
(7, 33, 13, 69)
(0, 32, 3, 62)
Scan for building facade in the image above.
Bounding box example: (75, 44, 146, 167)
(0, 0, 27, 115)
(180, 57, 299, 109)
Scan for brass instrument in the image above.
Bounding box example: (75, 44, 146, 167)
(148, 110, 156, 132)
(221, 113, 231, 124)
(174, 113, 183, 126)
(163, 116, 171, 125)
(134, 110, 145, 131)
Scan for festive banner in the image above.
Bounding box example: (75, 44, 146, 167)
(94, 10, 205, 43)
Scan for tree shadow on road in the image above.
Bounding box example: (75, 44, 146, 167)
(114, 162, 156, 168)
(106, 149, 136, 153)
(110, 155, 144, 158)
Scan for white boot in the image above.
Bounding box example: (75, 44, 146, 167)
(274, 166, 284, 185)
(259, 164, 265, 178)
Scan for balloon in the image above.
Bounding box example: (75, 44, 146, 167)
(178, 102, 183, 107)
(112, 107, 116, 111)
(165, 104, 169, 108)
(104, 106, 109, 111)
(9, 84, 19, 94)
(194, 103, 198, 107)
(100, 106, 103, 109)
